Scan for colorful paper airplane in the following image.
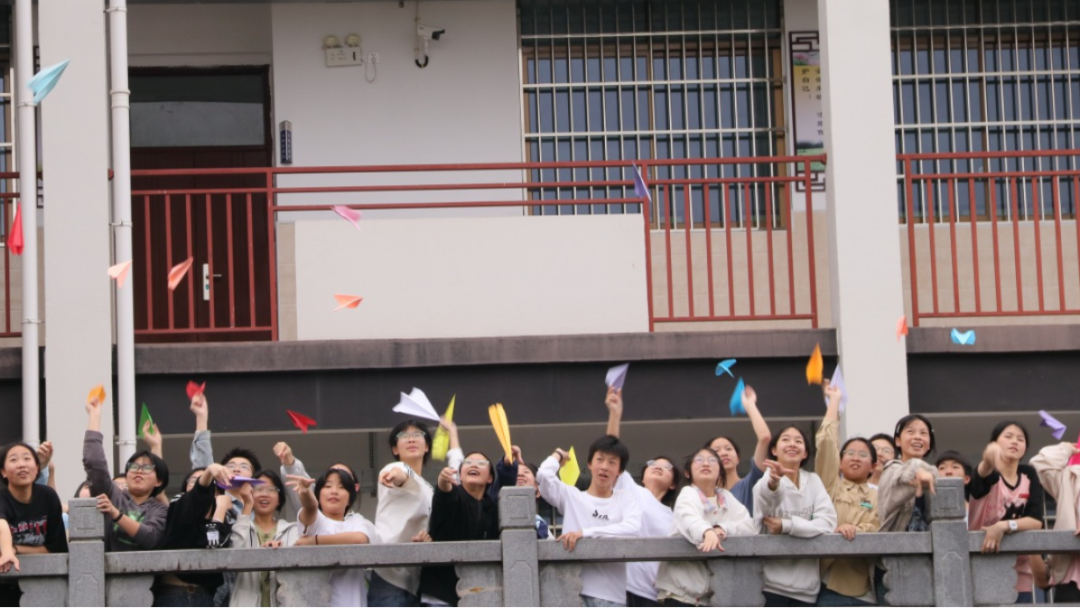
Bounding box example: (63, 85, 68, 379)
(108, 261, 133, 289)
(715, 359, 737, 377)
(333, 294, 364, 312)
(729, 378, 746, 417)
(168, 257, 194, 291)
(1069, 431, 1080, 467)
(9, 203, 22, 256)
(806, 344, 823, 385)
(28, 60, 70, 105)
(331, 205, 362, 231)
(1039, 410, 1067, 441)
(286, 409, 317, 434)
(632, 164, 652, 205)
(393, 388, 440, 423)
(216, 476, 266, 490)
(559, 446, 581, 487)
(951, 329, 976, 345)
(186, 381, 206, 401)
(606, 363, 629, 390)
(488, 403, 512, 460)
(137, 403, 154, 440)
(826, 365, 848, 414)
(896, 316, 908, 342)
(432, 395, 456, 462)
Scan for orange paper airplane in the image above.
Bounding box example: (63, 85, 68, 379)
(108, 260, 132, 289)
(806, 343, 823, 385)
(896, 316, 909, 342)
(87, 384, 106, 404)
(333, 294, 364, 312)
(168, 257, 194, 291)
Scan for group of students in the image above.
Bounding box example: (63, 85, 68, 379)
(0, 382, 1075, 607)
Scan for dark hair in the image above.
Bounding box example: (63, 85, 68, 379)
(126, 450, 170, 497)
(459, 452, 497, 487)
(73, 480, 91, 499)
(220, 448, 263, 474)
(683, 448, 727, 490)
(869, 433, 898, 459)
(314, 468, 359, 513)
(703, 436, 742, 459)
(327, 462, 360, 488)
(587, 435, 630, 473)
(768, 426, 812, 469)
(253, 470, 286, 512)
(893, 415, 936, 456)
(179, 468, 206, 495)
(389, 420, 433, 466)
(989, 421, 1030, 457)
(525, 463, 539, 478)
(841, 437, 878, 465)
(0, 443, 39, 486)
(640, 456, 682, 507)
(935, 451, 973, 477)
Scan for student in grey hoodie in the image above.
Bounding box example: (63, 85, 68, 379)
(753, 426, 837, 607)
(82, 393, 169, 552)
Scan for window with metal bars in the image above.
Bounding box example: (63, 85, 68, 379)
(893, 0, 1080, 222)
(519, 0, 787, 229)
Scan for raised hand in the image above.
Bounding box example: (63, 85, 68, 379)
(378, 467, 407, 488)
(605, 387, 623, 417)
(285, 474, 315, 494)
(273, 442, 295, 467)
(142, 421, 163, 456)
(763, 459, 795, 490)
(437, 466, 460, 491)
(205, 464, 233, 488)
(36, 441, 53, 471)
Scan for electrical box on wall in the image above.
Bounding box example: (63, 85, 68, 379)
(326, 47, 363, 67)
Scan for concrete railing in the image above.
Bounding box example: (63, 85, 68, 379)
(2, 479, 1078, 606)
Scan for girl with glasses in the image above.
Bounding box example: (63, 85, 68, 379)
(814, 381, 879, 606)
(230, 470, 299, 607)
(655, 447, 755, 607)
(605, 386, 681, 607)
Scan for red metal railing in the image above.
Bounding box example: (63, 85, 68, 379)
(900, 150, 1080, 325)
(130, 157, 824, 341)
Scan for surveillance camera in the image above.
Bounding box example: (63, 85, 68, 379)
(417, 24, 446, 41)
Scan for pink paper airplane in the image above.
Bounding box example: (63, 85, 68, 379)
(331, 206, 362, 230)
(168, 257, 194, 291)
(108, 260, 132, 289)
(333, 294, 363, 312)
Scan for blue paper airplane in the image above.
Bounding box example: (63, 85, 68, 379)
(715, 359, 737, 377)
(632, 164, 651, 205)
(28, 60, 70, 105)
(950, 329, 976, 345)
(729, 378, 746, 417)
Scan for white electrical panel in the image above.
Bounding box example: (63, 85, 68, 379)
(326, 48, 363, 67)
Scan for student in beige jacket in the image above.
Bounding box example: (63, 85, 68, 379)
(655, 447, 756, 606)
(1030, 440, 1080, 603)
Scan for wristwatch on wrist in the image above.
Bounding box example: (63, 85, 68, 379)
(1007, 520, 1018, 533)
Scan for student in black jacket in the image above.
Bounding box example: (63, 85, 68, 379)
(153, 463, 234, 607)
(419, 451, 516, 606)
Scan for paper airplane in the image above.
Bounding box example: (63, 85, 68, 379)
(286, 409, 317, 434)
(896, 316, 908, 342)
(186, 381, 206, 400)
(729, 378, 746, 417)
(168, 257, 194, 291)
(331, 205, 362, 231)
(216, 476, 266, 491)
(559, 446, 581, 487)
(951, 329, 976, 345)
(606, 363, 629, 389)
(87, 384, 106, 404)
(108, 261, 133, 289)
(632, 164, 652, 205)
(333, 294, 364, 312)
(806, 344, 823, 385)
(826, 365, 848, 414)
(393, 388, 440, 423)
(137, 403, 154, 440)
(488, 403, 512, 460)
(715, 359, 737, 377)
(1070, 430, 1080, 467)
(28, 60, 70, 105)
(432, 395, 456, 461)
(9, 203, 22, 256)
(1039, 410, 1067, 441)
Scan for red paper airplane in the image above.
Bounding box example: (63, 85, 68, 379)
(186, 381, 206, 400)
(287, 409, 316, 434)
(9, 203, 23, 256)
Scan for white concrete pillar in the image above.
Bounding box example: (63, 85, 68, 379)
(818, 0, 910, 438)
(40, 1, 115, 490)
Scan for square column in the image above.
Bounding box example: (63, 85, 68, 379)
(818, 0, 910, 437)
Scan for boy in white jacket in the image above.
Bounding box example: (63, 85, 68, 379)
(753, 426, 837, 606)
(538, 435, 643, 607)
(656, 447, 756, 606)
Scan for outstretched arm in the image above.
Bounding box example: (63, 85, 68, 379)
(605, 387, 623, 438)
(742, 387, 772, 471)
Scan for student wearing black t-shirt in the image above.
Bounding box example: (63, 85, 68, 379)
(0, 442, 68, 607)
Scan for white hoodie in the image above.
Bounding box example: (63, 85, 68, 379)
(655, 485, 757, 605)
(753, 470, 837, 604)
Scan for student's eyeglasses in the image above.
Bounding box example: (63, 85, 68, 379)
(646, 460, 674, 471)
(396, 431, 426, 441)
(877, 447, 895, 458)
(252, 486, 280, 496)
(693, 457, 720, 465)
(127, 463, 156, 474)
(225, 462, 254, 474)
(842, 450, 871, 460)
(463, 459, 490, 467)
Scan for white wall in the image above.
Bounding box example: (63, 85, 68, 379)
(293, 215, 648, 340)
(270, 1, 525, 219)
(127, 4, 272, 67)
